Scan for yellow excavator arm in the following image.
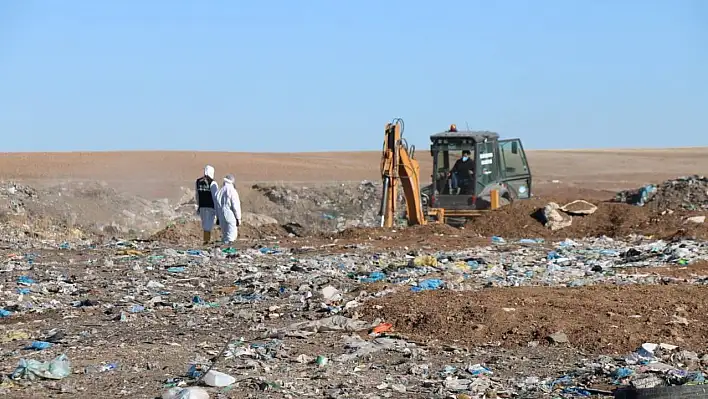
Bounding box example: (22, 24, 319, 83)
(379, 118, 426, 227)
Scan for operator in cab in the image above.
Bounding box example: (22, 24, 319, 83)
(450, 150, 474, 194)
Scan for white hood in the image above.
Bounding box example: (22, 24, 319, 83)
(204, 165, 215, 179)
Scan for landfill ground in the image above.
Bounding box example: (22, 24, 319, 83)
(1, 149, 708, 398)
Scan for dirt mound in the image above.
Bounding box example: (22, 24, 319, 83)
(0, 181, 188, 236)
(464, 199, 708, 240)
(239, 223, 288, 239)
(250, 181, 381, 232)
(325, 199, 708, 243)
(408, 223, 462, 235)
(150, 220, 202, 244)
(331, 227, 382, 240)
(616, 175, 708, 211)
(361, 283, 708, 354)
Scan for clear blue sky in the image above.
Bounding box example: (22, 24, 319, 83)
(1, 1, 706, 152)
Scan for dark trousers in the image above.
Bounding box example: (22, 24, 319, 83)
(458, 179, 473, 195)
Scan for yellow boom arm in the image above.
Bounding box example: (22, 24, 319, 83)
(379, 119, 426, 227)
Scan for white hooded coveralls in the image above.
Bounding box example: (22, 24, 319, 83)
(196, 165, 219, 232)
(215, 175, 242, 243)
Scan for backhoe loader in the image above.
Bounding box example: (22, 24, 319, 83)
(379, 118, 532, 227)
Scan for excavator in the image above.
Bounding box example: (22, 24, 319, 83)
(379, 118, 532, 227)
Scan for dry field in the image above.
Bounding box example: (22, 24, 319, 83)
(1, 147, 707, 199)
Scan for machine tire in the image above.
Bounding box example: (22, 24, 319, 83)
(446, 217, 466, 228)
(614, 385, 708, 398)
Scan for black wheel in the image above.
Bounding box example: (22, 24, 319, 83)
(502, 186, 517, 204)
(615, 385, 708, 398)
(446, 217, 466, 227)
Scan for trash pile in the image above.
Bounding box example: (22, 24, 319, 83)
(616, 175, 708, 211)
(249, 181, 382, 232)
(0, 180, 385, 245)
(0, 181, 186, 237)
(1, 233, 708, 398)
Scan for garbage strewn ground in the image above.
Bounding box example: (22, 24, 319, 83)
(1, 176, 708, 398)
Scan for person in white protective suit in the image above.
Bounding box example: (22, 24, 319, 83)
(195, 165, 219, 245)
(215, 174, 242, 244)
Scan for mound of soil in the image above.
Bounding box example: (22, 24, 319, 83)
(407, 223, 463, 236)
(331, 227, 382, 240)
(240, 223, 289, 239)
(465, 199, 708, 240)
(150, 220, 202, 244)
(361, 283, 708, 354)
(150, 198, 708, 245)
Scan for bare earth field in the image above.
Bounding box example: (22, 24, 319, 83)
(1, 149, 708, 399)
(2, 148, 707, 199)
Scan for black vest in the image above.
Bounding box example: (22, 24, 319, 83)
(196, 176, 215, 209)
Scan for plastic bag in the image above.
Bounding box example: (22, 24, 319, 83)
(162, 387, 210, 399)
(11, 354, 71, 380)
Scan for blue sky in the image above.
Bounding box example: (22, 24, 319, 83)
(1, 1, 706, 152)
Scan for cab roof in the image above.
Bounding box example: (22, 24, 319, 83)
(429, 130, 499, 142)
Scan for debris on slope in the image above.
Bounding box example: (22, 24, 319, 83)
(560, 199, 598, 215)
(250, 181, 382, 232)
(542, 202, 573, 230)
(0, 181, 185, 237)
(616, 175, 708, 211)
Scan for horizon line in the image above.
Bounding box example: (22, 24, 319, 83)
(1, 146, 707, 155)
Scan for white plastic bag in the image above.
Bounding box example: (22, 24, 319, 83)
(203, 370, 236, 387)
(162, 387, 209, 399)
(11, 354, 71, 380)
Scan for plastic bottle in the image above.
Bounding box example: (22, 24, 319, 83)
(203, 369, 236, 387)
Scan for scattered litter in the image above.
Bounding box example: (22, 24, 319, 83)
(26, 341, 53, 351)
(162, 387, 210, 399)
(11, 354, 71, 380)
(1, 176, 708, 398)
(203, 370, 236, 387)
(411, 278, 443, 292)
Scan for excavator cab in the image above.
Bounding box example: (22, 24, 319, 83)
(426, 128, 532, 213)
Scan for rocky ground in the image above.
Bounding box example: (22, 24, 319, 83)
(2, 173, 708, 398)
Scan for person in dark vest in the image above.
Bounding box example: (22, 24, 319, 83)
(449, 150, 475, 195)
(195, 165, 219, 244)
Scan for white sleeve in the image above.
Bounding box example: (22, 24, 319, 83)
(232, 189, 242, 220)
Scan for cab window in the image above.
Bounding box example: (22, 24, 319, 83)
(499, 139, 528, 177)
